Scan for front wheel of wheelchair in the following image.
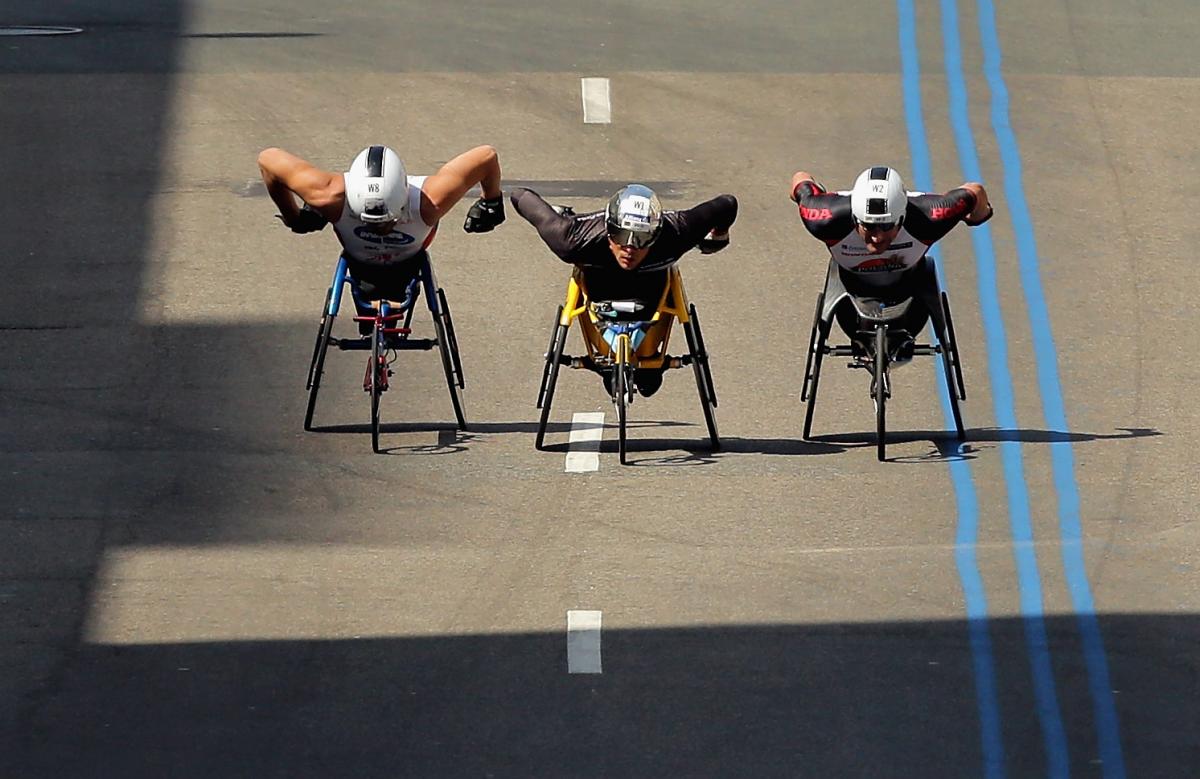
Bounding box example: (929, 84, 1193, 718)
(874, 325, 889, 462)
(683, 305, 719, 451)
(803, 295, 829, 440)
(370, 323, 385, 453)
(536, 307, 568, 451)
(434, 289, 467, 431)
(940, 292, 965, 440)
(304, 288, 335, 432)
(615, 337, 630, 465)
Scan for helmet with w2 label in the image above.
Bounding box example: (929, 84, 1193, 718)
(344, 145, 409, 224)
(606, 184, 663, 248)
(851, 166, 908, 228)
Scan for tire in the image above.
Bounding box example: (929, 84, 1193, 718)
(942, 291, 966, 401)
(801, 292, 825, 402)
(437, 289, 465, 389)
(536, 311, 568, 451)
(304, 290, 335, 432)
(875, 325, 888, 462)
(683, 309, 719, 451)
(616, 337, 629, 465)
(434, 311, 467, 431)
(803, 319, 829, 440)
(370, 322, 384, 453)
(434, 291, 465, 427)
(689, 304, 717, 407)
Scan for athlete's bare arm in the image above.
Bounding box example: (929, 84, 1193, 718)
(257, 147, 344, 224)
(419, 145, 503, 225)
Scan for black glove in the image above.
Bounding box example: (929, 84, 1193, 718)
(463, 195, 505, 233)
(276, 204, 327, 234)
(697, 231, 730, 255)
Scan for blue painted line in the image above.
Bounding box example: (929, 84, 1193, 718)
(897, 2, 1004, 776)
(939, 0, 1071, 774)
(975, 0, 1127, 774)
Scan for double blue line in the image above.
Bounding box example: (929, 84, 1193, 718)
(897, 0, 1126, 776)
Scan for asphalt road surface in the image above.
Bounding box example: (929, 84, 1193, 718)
(1, 1, 1196, 776)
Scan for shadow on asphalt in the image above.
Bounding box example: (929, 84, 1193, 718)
(813, 427, 1161, 464)
(7, 614, 1196, 778)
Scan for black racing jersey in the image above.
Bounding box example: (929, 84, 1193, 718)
(511, 187, 738, 305)
(794, 180, 977, 286)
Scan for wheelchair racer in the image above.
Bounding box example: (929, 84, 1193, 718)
(789, 166, 992, 360)
(511, 184, 737, 396)
(258, 143, 505, 331)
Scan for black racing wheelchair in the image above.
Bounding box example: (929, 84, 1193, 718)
(801, 257, 966, 460)
(304, 253, 466, 453)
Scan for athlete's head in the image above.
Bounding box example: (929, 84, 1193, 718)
(851, 166, 907, 252)
(344, 145, 408, 234)
(605, 184, 663, 270)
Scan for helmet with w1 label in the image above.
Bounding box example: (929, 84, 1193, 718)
(850, 166, 908, 227)
(344, 145, 409, 223)
(605, 184, 663, 248)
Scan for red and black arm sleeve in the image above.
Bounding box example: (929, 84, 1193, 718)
(793, 180, 853, 246)
(905, 188, 978, 245)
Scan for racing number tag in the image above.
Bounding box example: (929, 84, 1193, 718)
(621, 196, 652, 229)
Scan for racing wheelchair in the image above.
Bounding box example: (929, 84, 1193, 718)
(304, 253, 466, 453)
(535, 266, 719, 464)
(800, 257, 967, 461)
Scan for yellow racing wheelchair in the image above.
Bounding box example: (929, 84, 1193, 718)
(535, 266, 719, 464)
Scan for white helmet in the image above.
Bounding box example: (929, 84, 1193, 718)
(850, 166, 907, 226)
(344, 145, 408, 223)
(605, 184, 663, 248)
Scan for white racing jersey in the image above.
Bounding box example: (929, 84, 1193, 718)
(332, 175, 435, 265)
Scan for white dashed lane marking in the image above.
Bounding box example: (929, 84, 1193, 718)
(564, 412, 605, 473)
(567, 610, 602, 674)
(581, 77, 611, 124)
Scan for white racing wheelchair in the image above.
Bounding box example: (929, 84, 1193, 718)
(800, 256, 967, 461)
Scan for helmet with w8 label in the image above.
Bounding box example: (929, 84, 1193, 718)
(344, 145, 409, 224)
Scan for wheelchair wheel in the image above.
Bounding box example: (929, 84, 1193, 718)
(615, 335, 630, 465)
(802, 296, 829, 440)
(434, 289, 467, 431)
(939, 292, 965, 440)
(304, 288, 335, 432)
(536, 307, 568, 451)
(874, 325, 889, 462)
(370, 322, 385, 453)
(683, 305, 719, 451)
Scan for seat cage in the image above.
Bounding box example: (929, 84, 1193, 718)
(323, 253, 446, 319)
(558, 266, 693, 370)
(818, 256, 950, 341)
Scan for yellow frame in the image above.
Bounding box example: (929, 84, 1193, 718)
(557, 266, 693, 371)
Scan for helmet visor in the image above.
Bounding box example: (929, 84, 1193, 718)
(608, 226, 657, 249)
(857, 219, 897, 234)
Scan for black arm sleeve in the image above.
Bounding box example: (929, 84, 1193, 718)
(666, 194, 738, 246)
(510, 187, 585, 263)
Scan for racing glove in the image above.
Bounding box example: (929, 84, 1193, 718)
(697, 230, 730, 254)
(276, 204, 327, 234)
(463, 195, 506, 233)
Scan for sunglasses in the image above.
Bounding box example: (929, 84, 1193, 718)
(608, 228, 656, 249)
(857, 220, 898, 234)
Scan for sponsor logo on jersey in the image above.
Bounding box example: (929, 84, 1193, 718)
(853, 255, 909, 273)
(930, 203, 966, 220)
(800, 205, 834, 221)
(353, 225, 416, 246)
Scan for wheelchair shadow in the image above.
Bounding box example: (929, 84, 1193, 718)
(540, 428, 847, 467)
(813, 427, 1161, 464)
